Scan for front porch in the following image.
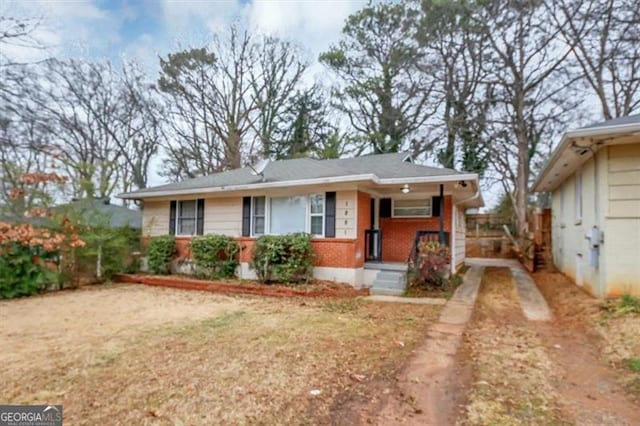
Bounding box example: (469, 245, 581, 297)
(359, 182, 459, 295)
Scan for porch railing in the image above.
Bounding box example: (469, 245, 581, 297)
(408, 230, 450, 266)
(364, 229, 382, 262)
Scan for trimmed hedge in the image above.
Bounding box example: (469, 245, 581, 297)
(147, 235, 176, 274)
(190, 234, 239, 279)
(251, 233, 314, 284)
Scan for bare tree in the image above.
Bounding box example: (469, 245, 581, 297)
(89, 61, 162, 192)
(552, 0, 640, 119)
(251, 36, 307, 159)
(24, 59, 125, 199)
(0, 111, 55, 219)
(159, 27, 308, 179)
(0, 16, 44, 67)
(475, 0, 576, 238)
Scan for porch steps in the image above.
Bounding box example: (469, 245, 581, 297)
(370, 270, 407, 296)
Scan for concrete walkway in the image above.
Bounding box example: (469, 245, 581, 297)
(376, 264, 484, 425)
(364, 295, 447, 305)
(467, 258, 552, 321)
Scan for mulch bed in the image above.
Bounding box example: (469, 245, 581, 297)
(115, 274, 369, 298)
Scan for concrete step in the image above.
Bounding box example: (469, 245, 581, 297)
(371, 270, 407, 293)
(372, 279, 406, 290)
(377, 271, 405, 281)
(370, 287, 405, 296)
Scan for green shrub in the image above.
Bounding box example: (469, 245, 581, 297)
(410, 241, 450, 287)
(251, 233, 314, 284)
(190, 234, 239, 279)
(147, 236, 176, 274)
(0, 243, 59, 298)
(75, 227, 142, 281)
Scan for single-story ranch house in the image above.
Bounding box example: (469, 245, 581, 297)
(120, 153, 483, 293)
(533, 114, 640, 298)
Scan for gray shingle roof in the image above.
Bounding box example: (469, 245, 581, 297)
(580, 113, 640, 129)
(61, 199, 142, 229)
(121, 152, 464, 198)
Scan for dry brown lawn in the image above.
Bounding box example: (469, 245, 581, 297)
(459, 268, 640, 426)
(460, 267, 568, 426)
(0, 284, 440, 425)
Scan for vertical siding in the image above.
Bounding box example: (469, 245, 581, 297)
(142, 200, 170, 236)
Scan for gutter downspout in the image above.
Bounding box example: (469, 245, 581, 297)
(439, 184, 445, 245)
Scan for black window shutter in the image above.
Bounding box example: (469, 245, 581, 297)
(169, 200, 177, 235)
(242, 196, 251, 237)
(325, 192, 336, 238)
(380, 198, 392, 218)
(431, 196, 441, 217)
(196, 198, 205, 235)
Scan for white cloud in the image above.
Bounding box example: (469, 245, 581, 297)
(2, 0, 122, 62)
(247, 1, 365, 56)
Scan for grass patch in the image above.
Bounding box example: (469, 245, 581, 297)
(619, 294, 640, 314)
(602, 293, 640, 316)
(626, 358, 640, 372)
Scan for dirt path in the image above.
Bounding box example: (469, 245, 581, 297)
(461, 266, 640, 425)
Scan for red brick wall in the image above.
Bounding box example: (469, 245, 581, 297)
(175, 237, 192, 259)
(379, 195, 452, 263)
(237, 237, 358, 268)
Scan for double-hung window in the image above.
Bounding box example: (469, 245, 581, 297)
(309, 194, 325, 236)
(177, 200, 197, 235)
(252, 196, 266, 235)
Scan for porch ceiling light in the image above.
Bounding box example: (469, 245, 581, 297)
(401, 184, 410, 194)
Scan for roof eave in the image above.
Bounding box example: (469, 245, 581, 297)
(533, 121, 640, 192)
(118, 172, 480, 200)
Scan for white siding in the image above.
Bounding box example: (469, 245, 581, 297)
(551, 143, 640, 297)
(141, 200, 170, 237)
(604, 143, 640, 296)
(550, 148, 608, 296)
(454, 205, 466, 267)
(603, 218, 640, 296)
(608, 144, 640, 218)
(140, 190, 358, 239)
(335, 190, 357, 238)
(204, 197, 242, 236)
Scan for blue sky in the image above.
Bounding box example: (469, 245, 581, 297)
(4, 0, 367, 75)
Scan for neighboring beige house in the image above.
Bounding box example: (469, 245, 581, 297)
(119, 153, 483, 294)
(533, 114, 640, 298)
